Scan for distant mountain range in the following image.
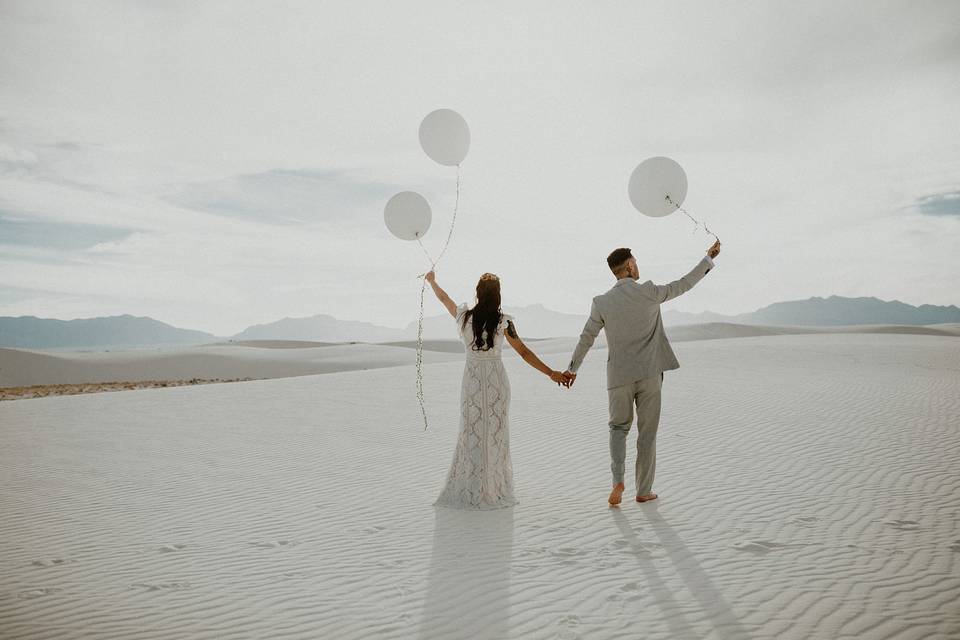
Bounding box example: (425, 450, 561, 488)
(663, 296, 960, 327)
(1, 296, 958, 349)
(406, 304, 590, 341)
(231, 314, 402, 343)
(414, 297, 960, 338)
(0, 314, 217, 349)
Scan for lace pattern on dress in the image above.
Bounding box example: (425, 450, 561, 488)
(434, 303, 517, 510)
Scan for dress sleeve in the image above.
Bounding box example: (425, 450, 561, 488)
(454, 303, 469, 325)
(500, 313, 515, 336)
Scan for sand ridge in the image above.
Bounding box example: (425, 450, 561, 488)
(3, 323, 955, 397)
(0, 343, 464, 390)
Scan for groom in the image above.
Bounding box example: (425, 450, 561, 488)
(565, 240, 721, 506)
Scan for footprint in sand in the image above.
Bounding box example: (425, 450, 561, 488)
(130, 582, 192, 593)
(18, 587, 62, 599)
(158, 544, 187, 553)
(884, 520, 920, 531)
(611, 538, 657, 555)
(31, 558, 71, 568)
(620, 582, 640, 592)
(551, 548, 583, 565)
(558, 615, 583, 639)
(362, 525, 388, 534)
(732, 540, 790, 554)
(789, 516, 821, 527)
(948, 540, 960, 552)
(249, 540, 298, 549)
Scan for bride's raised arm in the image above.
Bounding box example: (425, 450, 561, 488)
(503, 320, 570, 387)
(425, 271, 457, 318)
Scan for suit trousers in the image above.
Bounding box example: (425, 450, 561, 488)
(607, 373, 663, 495)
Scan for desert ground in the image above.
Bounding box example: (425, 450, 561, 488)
(1, 331, 958, 639)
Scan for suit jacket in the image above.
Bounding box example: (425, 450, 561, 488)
(568, 256, 714, 389)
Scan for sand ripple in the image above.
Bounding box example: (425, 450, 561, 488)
(0, 333, 958, 639)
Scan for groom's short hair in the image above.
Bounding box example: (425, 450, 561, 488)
(607, 248, 633, 274)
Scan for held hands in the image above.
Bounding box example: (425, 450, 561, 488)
(707, 240, 721, 259)
(549, 370, 576, 389)
(425, 270, 436, 283)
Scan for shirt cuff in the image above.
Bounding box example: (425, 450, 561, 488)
(704, 255, 715, 269)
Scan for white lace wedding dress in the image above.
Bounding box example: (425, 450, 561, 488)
(434, 303, 518, 510)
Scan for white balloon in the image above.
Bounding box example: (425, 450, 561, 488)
(384, 191, 432, 241)
(419, 109, 470, 166)
(628, 156, 688, 217)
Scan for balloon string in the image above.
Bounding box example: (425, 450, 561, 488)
(416, 236, 435, 269)
(665, 195, 719, 241)
(416, 275, 428, 430)
(433, 164, 461, 266)
(414, 165, 459, 275)
(414, 164, 462, 431)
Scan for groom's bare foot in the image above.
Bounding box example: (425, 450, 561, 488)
(608, 483, 625, 506)
(636, 493, 658, 503)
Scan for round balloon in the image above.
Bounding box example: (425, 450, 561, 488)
(384, 191, 432, 241)
(418, 109, 470, 166)
(628, 156, 688, 217)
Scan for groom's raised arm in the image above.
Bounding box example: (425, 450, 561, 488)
(567, 300, 603, 374)
(651, 241, 721, 304)
(650, 255, 715, 304)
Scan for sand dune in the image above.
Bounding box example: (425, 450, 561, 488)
(381, 340, 470, 353)
(1, 333, 958, 639)
(0, 337, 588, 392)
(665, 322, 818, 341)
(0, 343, 462, 389)
(826, 323, 960, 336)
(1, 322, 956, 395)
(383, 337, 602, 354)
(666, 321, 960, 341)
(210, 340, 341, 349)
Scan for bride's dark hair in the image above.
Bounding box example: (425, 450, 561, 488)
(462, 273, 502, 351)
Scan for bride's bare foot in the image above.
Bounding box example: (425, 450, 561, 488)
(608, 482, 625, 506)
(636, 493, 658, 503)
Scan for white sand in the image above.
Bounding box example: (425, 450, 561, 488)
(1, 333, 958, 639)
(4, 322, 956, 392)
(0, 343, 464, 388)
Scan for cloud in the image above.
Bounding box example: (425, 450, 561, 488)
(0, 284, 41, 306)
(0, 143, 38, 170)
(165, 169, 400, 226)
(915, 191, 960, 217)
(0, 1, 958, 332)
(0, 213, 139, 250)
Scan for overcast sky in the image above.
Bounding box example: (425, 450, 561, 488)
(1, 1, 958, 336)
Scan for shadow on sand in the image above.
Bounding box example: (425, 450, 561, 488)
(610, 504, 753, 639)
(418, 507, 514, 639)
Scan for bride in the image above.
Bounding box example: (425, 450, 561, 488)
(425, 270, 571, 510)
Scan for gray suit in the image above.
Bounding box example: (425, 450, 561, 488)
(567, 256, 714, 494)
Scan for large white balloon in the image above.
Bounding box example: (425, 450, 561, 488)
(628, 156, 688, 217)
(384, 191, 432, 241)
(418, 109, 470, 166)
